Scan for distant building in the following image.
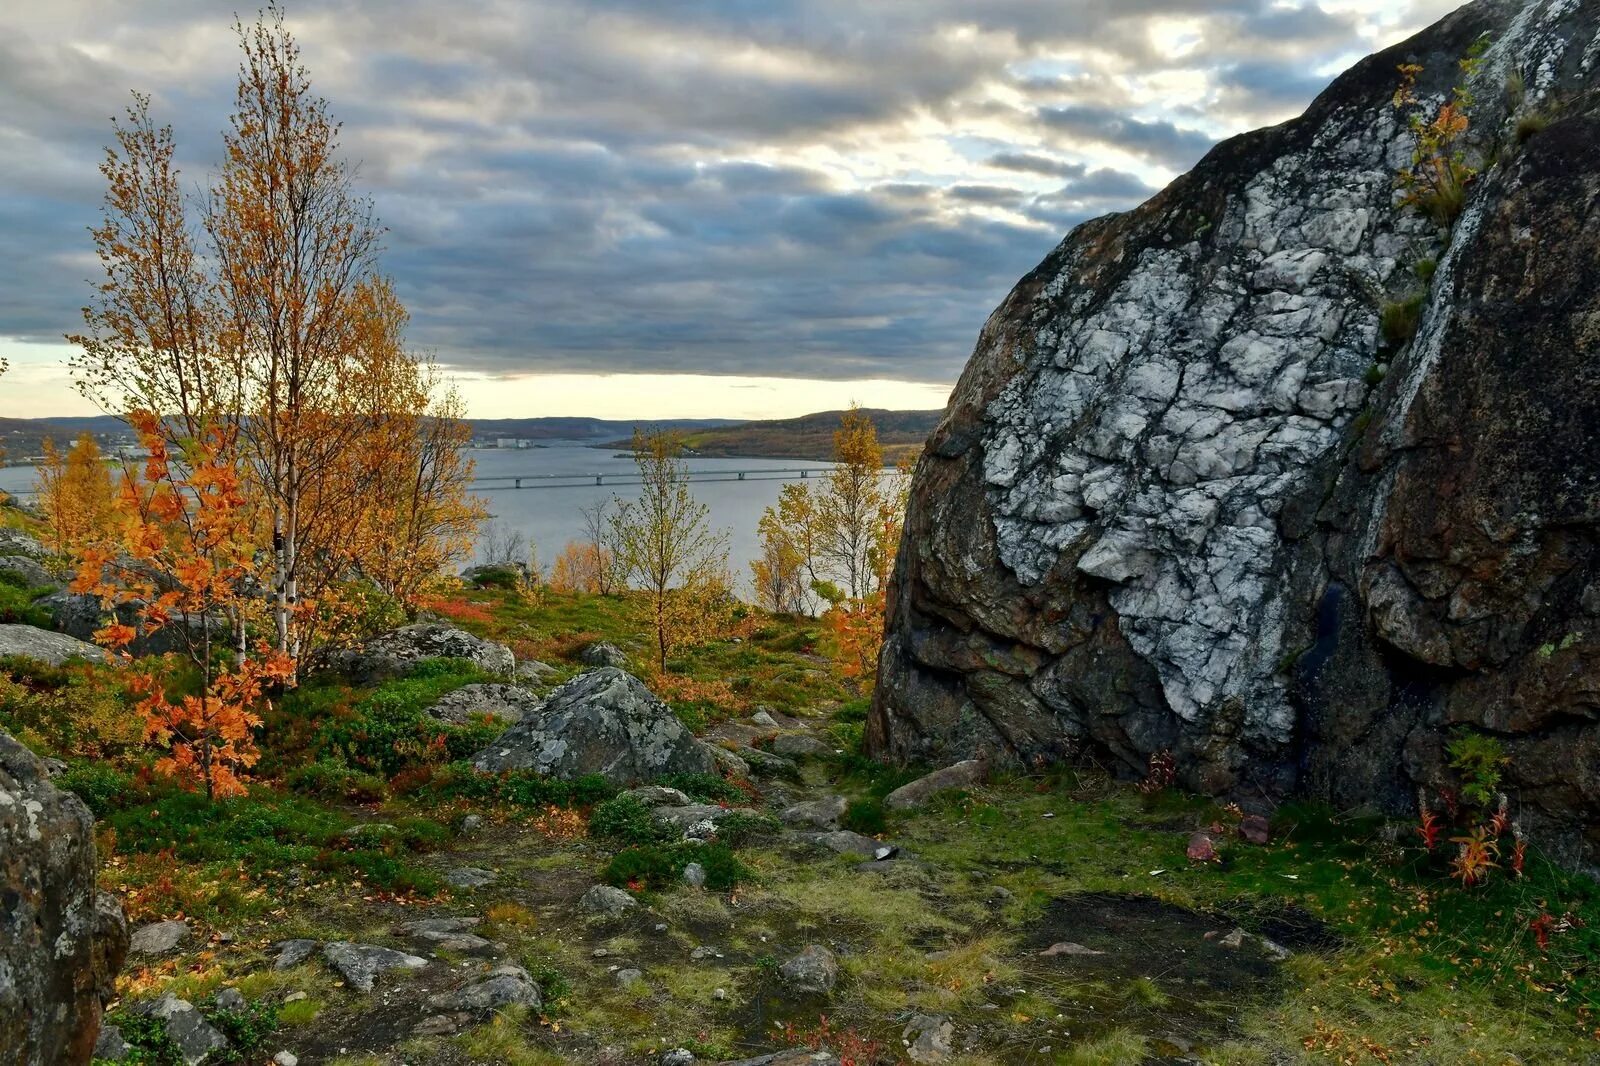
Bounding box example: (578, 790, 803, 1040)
(496, 438, 533, 449)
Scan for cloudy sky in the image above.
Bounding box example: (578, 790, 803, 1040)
(0, 0, 1453, 419)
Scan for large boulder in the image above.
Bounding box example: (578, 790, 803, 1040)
(0, 528, 47, 559)
(472, 667, 715, 782)
(319, 623, 515, 684)
(425, 682, 544, 724)
(1, 729, 128, 1064)
(0, 623, 106, 666)
(0, 555, 58, 590)
(40, 592, 219, 658)
(870, 0, 1600, 869)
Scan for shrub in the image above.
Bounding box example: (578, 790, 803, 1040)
(522, 955, 573, 1010)
(312, 661, 501, 778)
(0, 571, 52, 627)
(55, 763, 145, 817)
(1381, 293, 1426, 346)
(714, 811, 781, 847)
(468, 565, 523, 590)
(602, 842, 750, 891)
(0, 665, 142, 759)
(1447, 729, 1508, 810)
(657, 771, 746, 804)
(696, 843, 749, 890)
(284, 759, 389, 803)
(840, 797, 887, 836)
(588, 795, 672, 846)
(406, 761, 616, 808)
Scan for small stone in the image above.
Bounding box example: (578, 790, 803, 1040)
(750, 709, 780, 728)
(682, 862, 707, 888)
(282, 991, 308, 1003)
(411, 1014, 464, 1036)
(770, 733, 831, 759)
(445, 866, 497, 888)
(712, 987, 728, 1000)
(579, 884, 639, 915)
(627, 785, 692, 807)
(1039, 942, 1103, 957)
(459, 813, 485, 834)
(593, 948, 611, 958)
(661, 1049, 696, 1066)
(579, 641, 629, 667)
(1186, 831, 1219, 864)
(614, 967, 644, 987)
(272, 939, 319, 970)
(273, 1053, 299, 1066)
(1238, 814, 1271, 845)
(873, 845, 898, 861)
(654, 922, 669, 932)
(689, 945, 718, 960)
(778, 944, 839, 996)
(903, 1014, 955, 1064)
(128, 919, 189, 957)
(212, 987, 247, 1012)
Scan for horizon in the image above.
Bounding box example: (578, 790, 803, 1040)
(1, 0, 1455, 419)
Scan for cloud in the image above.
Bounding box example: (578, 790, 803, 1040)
(0, 0, 1453, 398)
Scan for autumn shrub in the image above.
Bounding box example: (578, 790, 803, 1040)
(588, 794, 673, 847)
(0, 663, 142, 758)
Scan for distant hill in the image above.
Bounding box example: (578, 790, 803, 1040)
(1, 415, 133, 463)
(603, 408, 944, 462)
(466, 417, 738, 442)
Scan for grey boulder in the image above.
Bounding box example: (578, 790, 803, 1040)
(0, 554, 57, 589)
(429, 964, 542, 1014)
(128, 919, 190, 957)
(426, 682, 544, 724)
(321, 941, 427, 992)
(0, 623, 105, 666)
(579, 884, 639, 915)
(778, 944, 839, 996)
(472, 668, 714, 783)
(320, 623, 514, 684)
(134, 995, 229, 1065)
(579, 641, 629, 667)
(884, 761, 988, 811)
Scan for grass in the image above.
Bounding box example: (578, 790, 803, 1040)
(1380, 291, 1426, 347)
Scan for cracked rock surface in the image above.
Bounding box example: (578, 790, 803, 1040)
(871, 0, 1600, 869)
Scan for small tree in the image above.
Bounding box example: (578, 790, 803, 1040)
(74, 412, 291, 799)
(751, 506, 808, 614)
(36, 433, 116, 556)
(580, 499, 623, 595)
(610, 430, 730, 672)
(550, 540, 611, 594)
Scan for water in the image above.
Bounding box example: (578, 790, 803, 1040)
(1, 442, 834, 594)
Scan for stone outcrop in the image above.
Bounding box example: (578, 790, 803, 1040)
(872, 0, 1600, 869)
(0, 623, 107, 666)
(472, 667, 715, 782)
(1, 729, 127, 1064)
(425, 682, 544, 724)
(319, 623, 515, 684)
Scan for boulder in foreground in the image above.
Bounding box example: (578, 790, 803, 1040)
(472, 667, 714, 783)
(1, 729, 127, 1065)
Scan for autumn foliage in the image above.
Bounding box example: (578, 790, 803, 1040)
(37, 433, 116, 556)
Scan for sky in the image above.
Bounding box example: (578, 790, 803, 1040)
(0, 0, 1455, 420)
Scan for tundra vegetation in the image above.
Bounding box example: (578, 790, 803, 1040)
(0, 10, 1597, 1066)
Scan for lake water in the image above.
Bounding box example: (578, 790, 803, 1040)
(0, 442, 835, 594)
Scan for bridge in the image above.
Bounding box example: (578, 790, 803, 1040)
(471, 467, 824, 491)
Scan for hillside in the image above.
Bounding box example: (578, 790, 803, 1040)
(603, 408, 943, 462)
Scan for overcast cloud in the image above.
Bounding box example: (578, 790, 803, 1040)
(1, 0, 1456, 390)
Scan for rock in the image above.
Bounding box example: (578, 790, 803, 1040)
(425, 682, 544, 725)
(866, 0, 1600, 868)
(770, 734, 831, 759)
(459, 813, 485, 834)
(445, 866, 497, 889)
(515, 659, 557, 682)
(627, 784, 692, 807)
(0, 554, 57, 589)
(885, 761, 987, 810)
(732, 745, 798, 779)
(1212, 927, 1292, 962)
(93, 1024, 132, 1062)
(778, 944, 838, 996)
(397, 916, 481, 936)
(0, 729, 127, 1065)
(271, 939, 319, 970)
(749, 709, 780, 729)
(273, 1053, 299, 1066)
(780, 796, 848, 830)
(1238, 814, 1271, 845)
(41, 592, 222, 658)
(429, 963, 542, 1014)
(0, 623, 106, 666)
(682, 862, 707, 888)
(412, 1014, 465, 1036)
(796, 830, 882, 858)
(579, 641, 629, 667)
(662, 1050, 697, 1066)
(412, 929, 496, 952)
(902, 1014, 955, 1064)
(212, 987, 247, 1013)
(136, 994, 229, 1065)
(320, 941, 428, 993)
(1187, 832, 1219, 864)
(709, 745, 751, 778)
(652, 803, 755, 835)
(579, 884, 639, 915)
(717, 1053, 839, 1066)
(1039, 942, 1103, 957)
(129, 918, 190, 957)
(614, 967, 644, 987)
(320, 623, 514, 684)
(340, 823, 398, 841)
(0, 528, 46, 558)
(472, 668, 715, 783)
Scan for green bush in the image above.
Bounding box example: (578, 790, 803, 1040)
(56, 763, 146, 817)
(602, 841, 751, 891)
(467, 565, 522, 590)
(840, 797, 887, 836)
(714, 811, 781, 847)
(589, 794, 673, 846)
(657, 771, 746, 804)
(695, 843, 749, 889)
(284, 759, 389, 803)
(312, 660, 500, 777)
(405, 761, 616, 808)
(1446, 729, 1509, 810)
